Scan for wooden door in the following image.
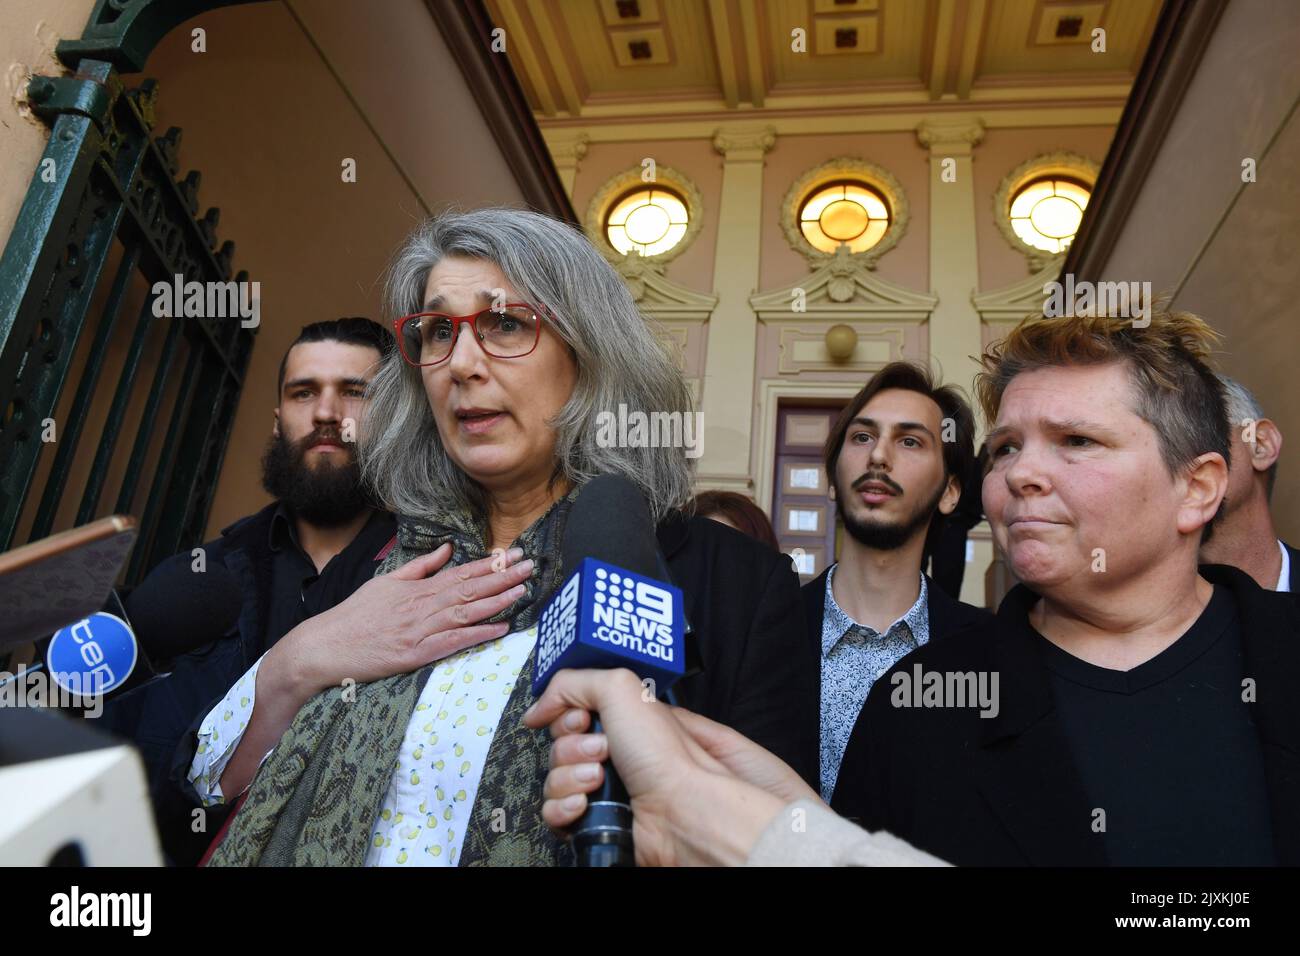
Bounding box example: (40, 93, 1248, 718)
(772, 404, 844, 582)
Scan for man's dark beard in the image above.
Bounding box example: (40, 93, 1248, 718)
(834, 470, 947, 551)
(261, 427, 371, 528)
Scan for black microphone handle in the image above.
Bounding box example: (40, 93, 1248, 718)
(571, 715, 636, 867)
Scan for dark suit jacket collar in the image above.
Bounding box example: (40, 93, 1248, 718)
(804, 568, 832, 656)
(1285, 540, 1299, 593)
(656, 508, 692, 559)
(978, 565, 1300, 864)
(803, 563, 985, 649)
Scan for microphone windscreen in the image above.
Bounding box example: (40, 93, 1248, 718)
(534, 476, 685, 696)
(123, 555, 242, 664)
(561, 475, 658, 580)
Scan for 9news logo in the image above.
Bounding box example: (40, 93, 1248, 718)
(533, 559, 685, 694)
(591, 566, 675, 647)
(538, 573, 581, 663)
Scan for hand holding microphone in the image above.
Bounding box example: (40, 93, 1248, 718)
(523, 668, 820, 866)
(523, 471, 820, 866)
(528, 474, 691, 865)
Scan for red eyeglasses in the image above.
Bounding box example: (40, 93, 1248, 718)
(393, 303, 547, 368)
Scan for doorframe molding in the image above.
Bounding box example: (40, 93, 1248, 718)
(754, 379, 861, 515)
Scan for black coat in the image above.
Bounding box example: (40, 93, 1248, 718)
(660, 513, 820, 788)
(801, 565, 991, 796)
(831, 563, 1300, 866)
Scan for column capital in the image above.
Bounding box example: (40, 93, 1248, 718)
(712, 125, 777, 161)
(546, 131, 589, 168)
(915, 119, 985, 156)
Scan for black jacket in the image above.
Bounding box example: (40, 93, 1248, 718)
(800, 565, 992, 657)
(102, 502, 396, 865)
(831, 564, 1300, 866)
(661, 513, 820, 789)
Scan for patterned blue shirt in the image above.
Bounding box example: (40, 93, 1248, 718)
(819, 564, 930, 801)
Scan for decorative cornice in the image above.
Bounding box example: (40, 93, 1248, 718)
(915, 118, 986, 155)
(538, 104, 1128, 141)
(751, 245, 937, 322)
(615, 252, 718, 322)
(779, 156, 911, 271)
(972, 253, 1066, 325)
(711, 125, 776, 160)
(992, 152, 1101, 272)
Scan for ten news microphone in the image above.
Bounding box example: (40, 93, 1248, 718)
(532, 475, 687, 867)
(38, 559, 242, 707)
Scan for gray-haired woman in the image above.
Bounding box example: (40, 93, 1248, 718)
(202, 208, 817, 866)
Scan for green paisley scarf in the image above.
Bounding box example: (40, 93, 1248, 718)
(208, 489, 579, 867)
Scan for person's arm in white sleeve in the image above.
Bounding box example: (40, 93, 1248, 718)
(187, 657, 272, 806)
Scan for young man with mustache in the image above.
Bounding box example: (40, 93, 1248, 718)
(832, 308, 1300, 866)
(803, 362, 991, 802)
(103, 317, 396, 865)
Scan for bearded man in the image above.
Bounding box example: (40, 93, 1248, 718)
(800, 362, 991, 802)
(102, 317, 396, 865)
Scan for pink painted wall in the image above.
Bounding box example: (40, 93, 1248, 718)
(0, 0, 99, 252)
(973, 126, 1115, 292)
(142, 0, 533, 537)
(569, 138, 724, 294)
(759, 132, 930, 296)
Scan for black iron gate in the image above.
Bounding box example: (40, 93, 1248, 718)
(0, 0, 261, 583)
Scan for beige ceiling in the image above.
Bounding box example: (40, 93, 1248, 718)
(484, 0, 1161, 120)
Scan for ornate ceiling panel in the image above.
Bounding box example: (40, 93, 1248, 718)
(483, 0, 1161, 119)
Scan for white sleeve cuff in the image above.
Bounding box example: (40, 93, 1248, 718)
(187, 656, 265, 806)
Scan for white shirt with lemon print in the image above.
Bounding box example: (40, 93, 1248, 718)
(187, 626, 537, 867)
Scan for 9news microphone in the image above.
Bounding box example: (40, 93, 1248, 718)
(38, 558, 242, 707)
(532, 475, 687, 867)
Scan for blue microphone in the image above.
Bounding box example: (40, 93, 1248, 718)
(533, 558, 685, 698)
(15, 558, 242, 717)
(533, 475, 686, 866)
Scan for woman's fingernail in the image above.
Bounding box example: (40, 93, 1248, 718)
(518, 559, 535, 574)
(575, 763, 600, 782)
(508, 547, 525, 561)
(511, 584, 526, 597)
(563, 710, 585, 731)
(580, 735, 604, 757)
(562, 794, 585, 812)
